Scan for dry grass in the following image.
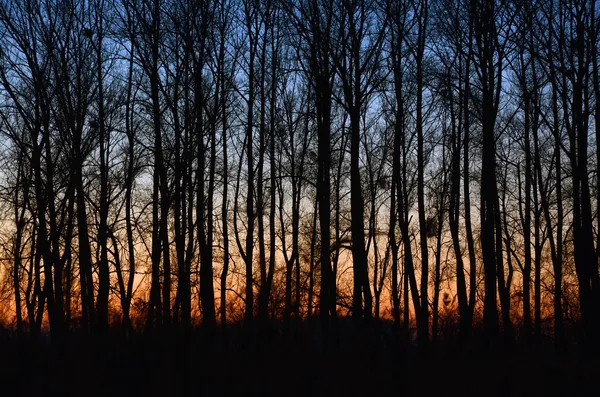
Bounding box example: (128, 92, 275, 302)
(0, 323, 598, 396)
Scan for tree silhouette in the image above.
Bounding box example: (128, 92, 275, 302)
(0, 2, 599, 393)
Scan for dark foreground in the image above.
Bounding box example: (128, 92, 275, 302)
(1, 323, 598, 396)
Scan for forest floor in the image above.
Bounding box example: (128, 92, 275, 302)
(1, 324, 598, 396)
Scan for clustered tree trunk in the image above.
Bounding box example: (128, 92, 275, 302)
(0, 0, 598, 354)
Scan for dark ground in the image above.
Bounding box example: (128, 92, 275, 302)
(1, 322, 598, 396)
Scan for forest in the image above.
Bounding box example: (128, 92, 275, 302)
(0, 0, 600, 394)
